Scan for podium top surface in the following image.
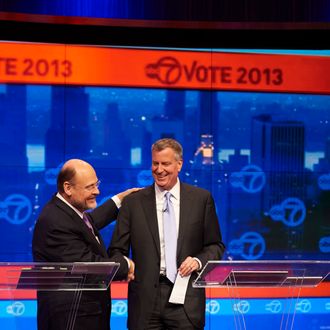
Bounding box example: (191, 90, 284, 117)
(193, 260, 330, 288)
(0, 262, 120, 291)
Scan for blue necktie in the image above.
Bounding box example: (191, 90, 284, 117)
(163, 192, 177, 283)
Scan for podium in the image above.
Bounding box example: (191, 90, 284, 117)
(194, 260, 330, 330)
(0, 262, 119, 330)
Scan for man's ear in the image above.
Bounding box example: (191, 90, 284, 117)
(63, 181, 72, 196)
(178, 160, 183, 172)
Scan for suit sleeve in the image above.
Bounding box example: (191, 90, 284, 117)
(194, 193, 225, 268)
(107, 197, 131, 259)
(89, 197, 119, 230)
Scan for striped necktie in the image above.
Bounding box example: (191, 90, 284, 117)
(83, 213, 95, 235)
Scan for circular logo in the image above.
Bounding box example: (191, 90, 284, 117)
(280, 198, 306, 227)
(240, 232, 266, 260)
(296, 299, 311, 313)
(266, 300, 282, 313)
(206, 299, 220, 315)
(0, 194, 32, 225)
(145, 56, 182, 85)
(234, 300, 250, 314)
(6, 301, 25, 316)
(112, 300, 127, 316)
(230, 164, 266, 193)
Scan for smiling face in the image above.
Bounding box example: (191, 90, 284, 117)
(152, 147, 183, 191)
(62, 160, 100, 212)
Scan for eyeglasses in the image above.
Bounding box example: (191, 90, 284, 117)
(84, 180, 101, 191)
(70, 180, 101, 192)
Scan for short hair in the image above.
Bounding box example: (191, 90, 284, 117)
(151, 138, 183, 161)
(57, 166, 76, 193)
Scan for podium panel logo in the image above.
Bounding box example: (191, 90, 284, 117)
(233, 300, 250, 314)
(112, 300, 127, 316)
(6, 301, 25, 316)
(265, 300, 282, 313)
(206, 300, 220, 315)
(296, 299, 312, 313)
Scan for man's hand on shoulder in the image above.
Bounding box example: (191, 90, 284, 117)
(116, 187, 142, 202)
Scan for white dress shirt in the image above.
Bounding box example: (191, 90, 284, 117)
(155, 180, 180, 274)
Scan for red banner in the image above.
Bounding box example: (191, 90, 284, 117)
(0, 42, 329, 94)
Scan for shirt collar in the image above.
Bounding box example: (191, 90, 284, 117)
(56, 192, 84, 218)
(155, 179, 180, 201)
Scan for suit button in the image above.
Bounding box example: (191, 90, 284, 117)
(154, 284, 158, 288)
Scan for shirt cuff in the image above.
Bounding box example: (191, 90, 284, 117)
(193, 257, 202, 271)
(123, 256, 131, 270)
(111, 195, 121, 209)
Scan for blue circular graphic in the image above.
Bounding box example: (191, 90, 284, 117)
(239, 231, 266, 260)
(280, 198, 306, 227)
(230, 164, 266, 193)
(1, 194, 32, 225)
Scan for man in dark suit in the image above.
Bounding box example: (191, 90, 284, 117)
(109, 138, 225, 329)
(32, 159, 137, 330)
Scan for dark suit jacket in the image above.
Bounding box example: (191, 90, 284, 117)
(32, 195, 128, 330)
(109, 182, 225, 330)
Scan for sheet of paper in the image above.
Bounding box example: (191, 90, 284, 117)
(169, 274, 191, 304)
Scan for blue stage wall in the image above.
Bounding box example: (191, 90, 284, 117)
(0, 45, 329, 329)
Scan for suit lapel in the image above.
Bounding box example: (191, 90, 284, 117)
(141, 185, 160, 257)
(54, 196, 107, 256)
(177, 183, 193, 258)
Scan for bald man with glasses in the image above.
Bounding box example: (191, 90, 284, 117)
(32, 159, 139, 330)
